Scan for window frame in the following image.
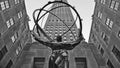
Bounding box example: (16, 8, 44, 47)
(11, 35, 15, 43)
(105, 18, 113, 29)
(114, 2, 119, 10)
(0, 2, 6, 10)
(5, 60, 13, 68)
(1, 46, 8, 58)
(110, 0, 115, 9)
(5, 1, 9, 9)
(10, 18, 14, 25)
(107, 59, 114, 68)
(109, 20, 113, 28)
(118, 30, 120, 38)
(105, 18, 110, 26)
(112, 45, 120, 63)
(15, 0, 20, 4)
(6, 20, 11, 28)
(101, 32, 105, 39)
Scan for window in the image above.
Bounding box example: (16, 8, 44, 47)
(73, 38, 76, 41)
(0, 51, 3, 61)
(49, 34, 51, 36)
(10, 18, 14, 25)
(97, 11, 102, 19)
(107, 60, 114, 68)
(70, 37, 74, 41)
(70, 37, 73, 39)
(16, 45, 22, 55)
(98, 44, 101, 49)
(21, 24, 26, 33)
(11, 32, 18, 43)
(15, 32, 19, 39)
(103, 35, 109, 45)
(20, 11, 22, 17)
(112, 46, 120, 63)
(94, 22, 99, 32)
(110, 0, 120, 11)
(75, 37, 77, 40)
(6, 20, 11, 28)
(105, 18, 113, 29)
(0, 46, 8, 61)
(0, 1, 10, 11)
(74, 34, 77, 36)
(49, 31, 52, 33)
(18, 11, 22, 18)
(114, 2, 119, 10)
(97, 12, 100, 18)
(5, 1, 9, 8)
(11, 36, 15, 43)
(73, 30, 76, 33)
(0, 2, 5, 10)
(5, 60, 13, 68)
(6, 18, 14, 28)
(15, 0, 17, 4)
(103, 0, 106, 4)
(15, 0, 20, 4)
(100, 0, 106, 4)
(18, 45, 22, 51)
(101, 32, 105, 38)
(59, 33, 62, 36)
(0, 33, 1, 37)
(75, 57, 87, 68)
(16, 49, 19, 55)
(63, 31, 66, 32)
(1, 46, 8, 55)
(0, 46, 8, 60)
(55, 33, 57, 36)
(59, 31, 62, 33)
(18, 12, 21, 18)
(63, 37, 67, 42)
(100, 48, 104, 56)
(106, 18, 110, 26)
(109, 21, 113, 28)
(110, 0, 115, 9)
(101, 32, 109, 45)
(33, 57, 45, 68)
(64, 41, 67, 43)
(92, 34, 97, 43)
(118, 30, 120, 38)
(63, 37, 67, 39)
(70, 33, 72, 36)
(100, 12, 103, 19)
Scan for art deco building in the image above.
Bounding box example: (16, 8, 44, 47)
(0, 0, 31, 68)
(89, 0, 120, 68)
(44, 0, 78, 43)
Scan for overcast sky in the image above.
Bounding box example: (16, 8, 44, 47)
(25, 0, 95, 42)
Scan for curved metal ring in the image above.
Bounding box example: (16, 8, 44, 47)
(33, 1, 83, 43)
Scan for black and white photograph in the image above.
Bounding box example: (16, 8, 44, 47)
(0, 0, 120, 68)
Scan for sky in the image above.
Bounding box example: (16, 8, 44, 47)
(25, 0, 95, 42)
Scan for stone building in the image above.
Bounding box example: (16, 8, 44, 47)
(89, 0, 120, 68)
(0, 0, 31, 68)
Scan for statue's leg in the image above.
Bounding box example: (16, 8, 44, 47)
(49, 56, 58, 68)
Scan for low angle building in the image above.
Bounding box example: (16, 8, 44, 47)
(89, 0, 120, 68)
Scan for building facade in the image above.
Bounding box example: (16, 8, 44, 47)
(44, 0, 78, 43)
(19, 0, 106, 68)
(89, 0, 120, 68)
(0, 0, 31, 68)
